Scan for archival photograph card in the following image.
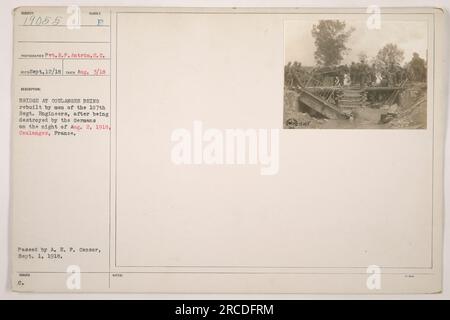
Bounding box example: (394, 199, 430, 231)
(10, 7, 446, 293)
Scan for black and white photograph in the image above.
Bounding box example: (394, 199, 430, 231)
(284, 18, 428, 129)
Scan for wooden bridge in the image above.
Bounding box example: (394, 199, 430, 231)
(297, 88, 348, 120)
(291, 72, 405, 119)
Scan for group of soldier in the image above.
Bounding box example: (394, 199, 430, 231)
(285, 57, 423, 89)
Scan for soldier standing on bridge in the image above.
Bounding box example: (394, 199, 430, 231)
(343, 73, 351, 86)
(334, 75, 341, 87)
(350, 62, 357, 85)
(358, 61, 368, 88)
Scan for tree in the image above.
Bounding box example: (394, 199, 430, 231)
(311, 20, 354, 67)
(376, 43, 404, 70)
(406, 52, 427, 82)
(358, 52, 368, 64)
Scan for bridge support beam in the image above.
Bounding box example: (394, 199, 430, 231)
(297, 89, 348, 120)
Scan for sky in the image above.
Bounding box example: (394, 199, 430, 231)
(285, 19, 428, 66)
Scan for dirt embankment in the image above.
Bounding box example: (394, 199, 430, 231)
(283, 84, 427, 129)
(387, 83, 427, 129)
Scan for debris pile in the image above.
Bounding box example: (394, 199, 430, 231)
(387, 96, 427, 129)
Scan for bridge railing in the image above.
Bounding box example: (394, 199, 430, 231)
(300, 72, 340, 107)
